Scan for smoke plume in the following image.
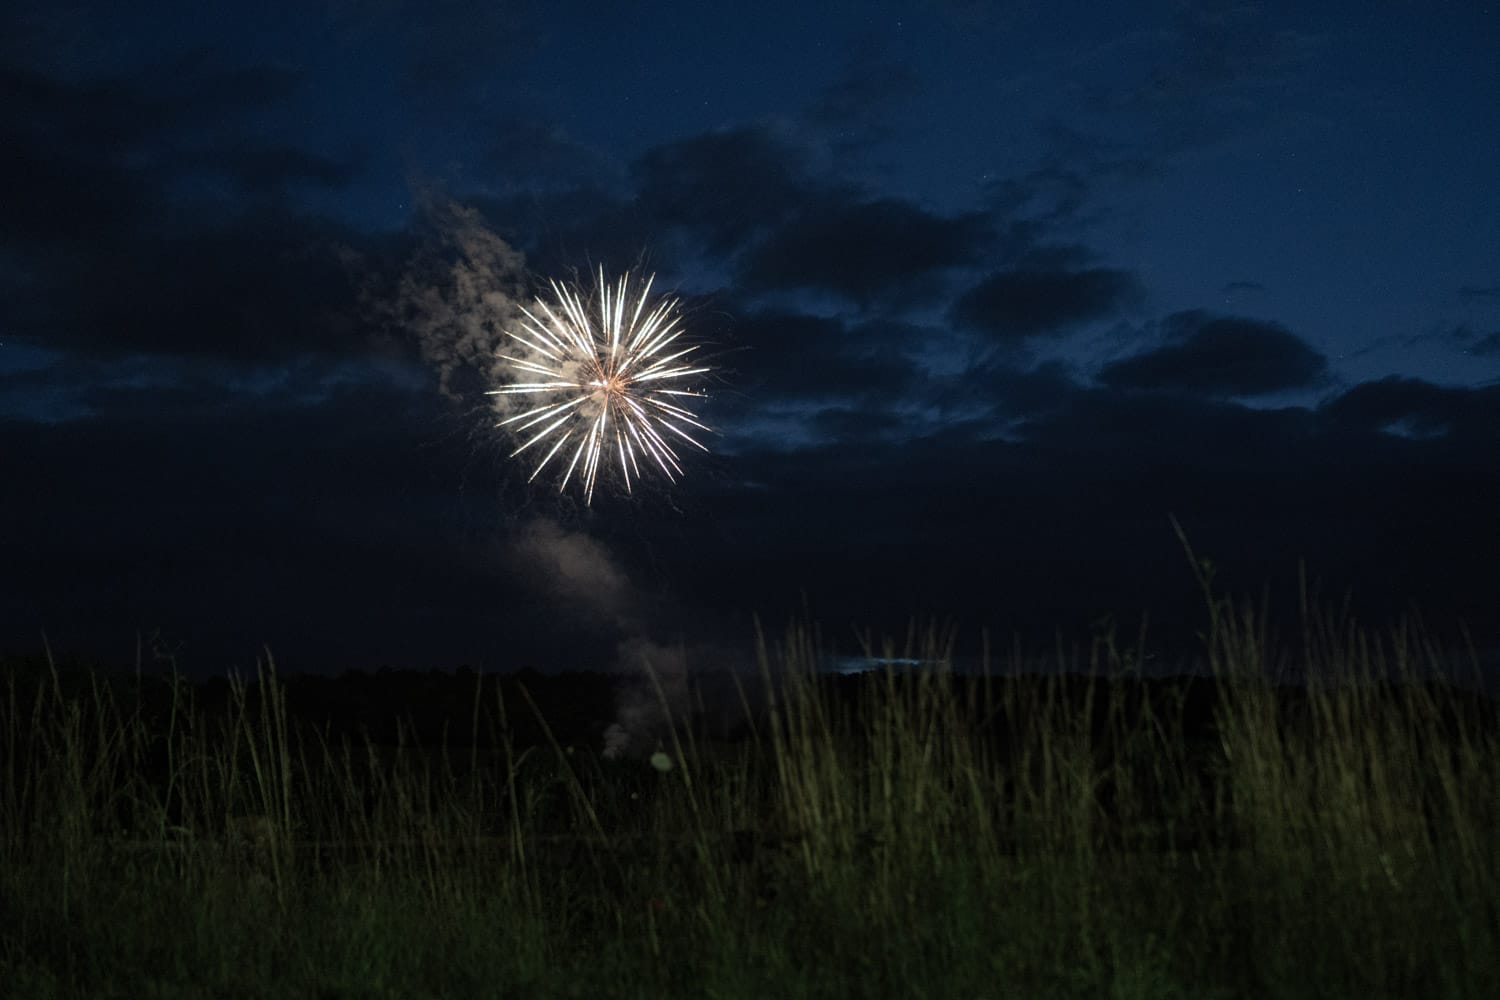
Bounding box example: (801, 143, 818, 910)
(391, 197, 529, 402)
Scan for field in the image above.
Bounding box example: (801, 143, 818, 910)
(3, 566, 1497, 998)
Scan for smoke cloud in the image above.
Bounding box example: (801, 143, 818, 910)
(507, 516, 753, 759)
(389, 198, 530, 402)
(604, 636, 690, 759)
(509, 517, 635, 627)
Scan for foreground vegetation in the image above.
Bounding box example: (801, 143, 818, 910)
(2, 560, 1497, 997)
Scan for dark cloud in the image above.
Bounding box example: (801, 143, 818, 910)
(632, 126, 833, 253)
(1083, 1, 1320, 152)
(805, 49, 921, 154)
(1167, 2, 1313, 93)
(937, 0, 1009, 28)
(4, 54, 375, 364)
(2, 66, 166, 245)
(1018, 2, 1320, 214)
(669, 379, 1500, 662)
(143, 54, 305, 119)
(986, 161, 1093, 235)
(1222, 281, 1265, 295)
(951, 262, 1139, 341)
(1439, 326, 1500, 358)
(739, 199, 992, 305)
(1337, 325, 1500, 365)
(1, 59, 391, 367)
(483, 119, 622, 193)
(0, 351, 423, 424)
(0, 132, 153, 247)
(9, 312, 1500, 672)
(178, 144, 359, 196)
(1098, 312, 1329, 397)
(720, 311, 925, 412)
(984, 126, 1155, 239)
(701, 308, 1056, 454)
(964, 359, 1084, 421)
(21, 210, 372, 363)
(0, 378, 539, 669)
(1318, 376, 1500, 442)
(802, 405, 913, 444)
(0, 58, 326, 201)
(384, 0, 535, 96)
(1458, 285, 1500, 301)
(2, 59, 300, 141)
(467, 186, 649, 280)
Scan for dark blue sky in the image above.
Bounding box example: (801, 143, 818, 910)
(3, 1, 1497, 675)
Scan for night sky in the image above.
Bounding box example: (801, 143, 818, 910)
(4, 1, 1498, 678)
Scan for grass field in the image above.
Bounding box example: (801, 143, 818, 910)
(3, 559, 1497, 998)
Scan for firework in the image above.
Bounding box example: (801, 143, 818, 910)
(488, 267, 710, 505)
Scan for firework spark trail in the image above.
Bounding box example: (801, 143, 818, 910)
(488, 268, 710, 505)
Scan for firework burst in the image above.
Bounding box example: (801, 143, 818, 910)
(488, 267, 710, 505)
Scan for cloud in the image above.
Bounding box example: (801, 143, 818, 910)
(727, 311, 911, 400)
(633, 126, 833, 253)
(1, 67, 162, 246)
(683, 373, 1500, 657)
(382, 0, 536, 96)
(986, 161, 1095, 235)
(1458, 285, 1500, 301)
(1098, 311, 1329, 397)
(3, 214, 374, 373)
(804, 48, 921, 154)
(951, 261, 1139, 340)
(1009, 3, 1321, 212)
(1082, 1, 1321, 153)
(0, 351, 422, 424)
(483, 118, 623, 193)
(510, 518, 634, 627)
(963, 358, 1084, 420)
(710, 311, 957, 454)
(1335, 324, 1500, 365)
(1318, 376, 1500, 441)
(0, 376, 549, 669)
(9, 334, 1500, 674)
(936, 0, 1011, 28)
(0, 58, 342, 243)
(2, 60, 379, 366)
(806, 53, 919, 129)
(1437, 326, 1500, 359)
(17, 210, 373, 363)
(177, 144, 359, 196)
(717, 310, 1017, 450)
(739, 198, 992, 306)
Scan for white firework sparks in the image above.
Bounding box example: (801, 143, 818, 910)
(488, 267, 710, 505)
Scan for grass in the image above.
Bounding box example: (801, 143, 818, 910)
(2, 555, 1497, 996)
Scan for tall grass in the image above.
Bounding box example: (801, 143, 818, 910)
(1, 575, 1496, 997)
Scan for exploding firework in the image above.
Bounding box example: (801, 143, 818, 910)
(488, 267, 710, 505)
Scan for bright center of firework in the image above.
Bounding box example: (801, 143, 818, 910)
(487, 267, 711, 505)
